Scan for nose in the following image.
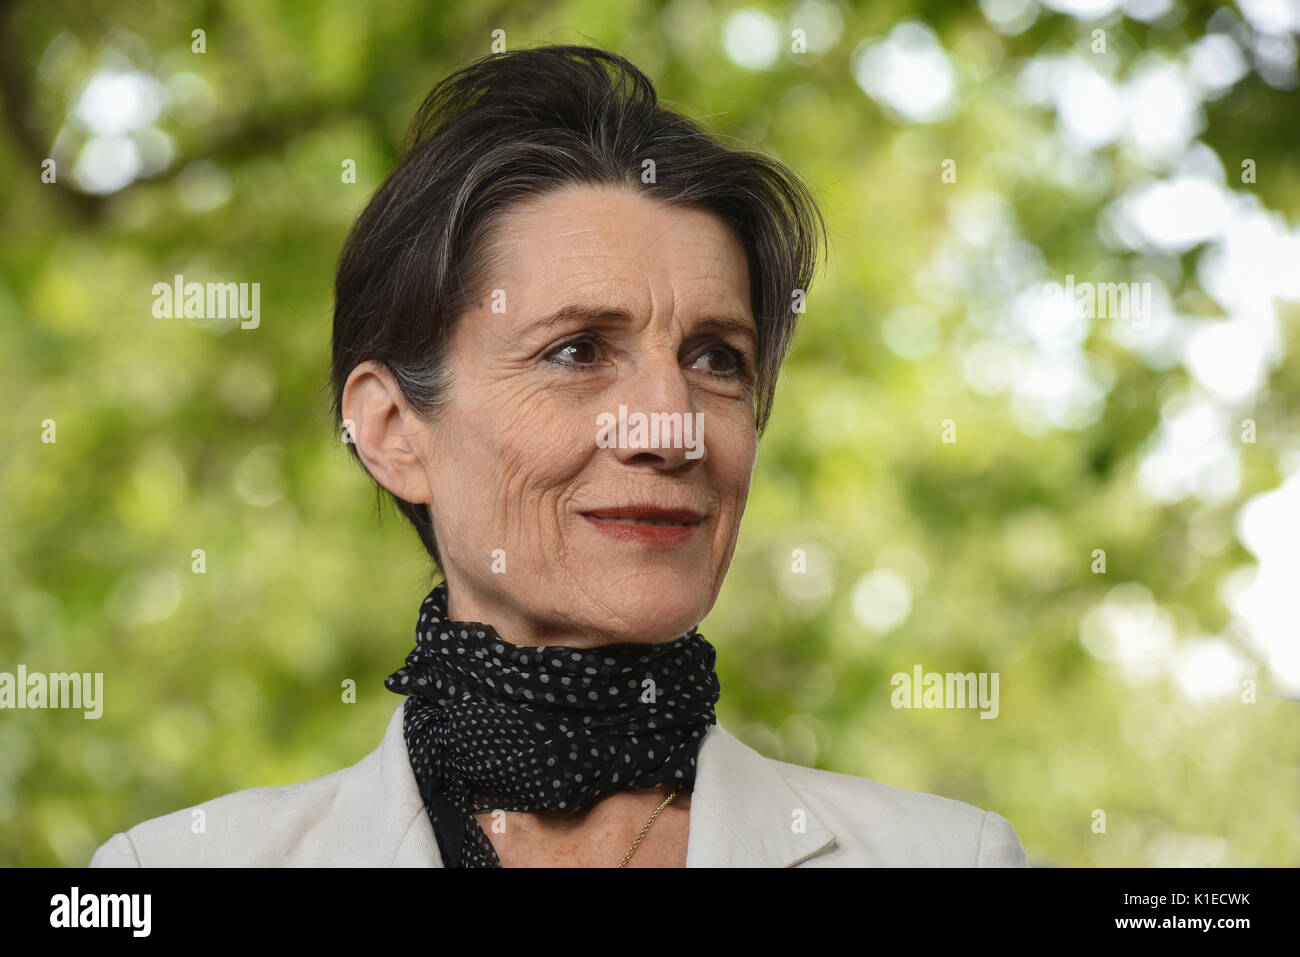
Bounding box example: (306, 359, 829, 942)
(604, 351, 706, 469)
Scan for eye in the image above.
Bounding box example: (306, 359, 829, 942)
(690, 344, 749, 379)
(545, 335, 601, 368)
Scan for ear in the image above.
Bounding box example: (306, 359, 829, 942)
(340, 361, 434, 505)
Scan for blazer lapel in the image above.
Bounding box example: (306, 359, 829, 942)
(332, 701, 441, 866)
(685, 722, 837, 867)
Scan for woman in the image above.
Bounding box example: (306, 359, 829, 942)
(90, 45, 1028, 868)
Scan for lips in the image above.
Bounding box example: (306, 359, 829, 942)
(580, 506, 705, 545)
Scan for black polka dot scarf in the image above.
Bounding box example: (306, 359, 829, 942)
(384, 580, 722, 868)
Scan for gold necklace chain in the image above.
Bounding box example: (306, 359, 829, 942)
(617, 784, 682, 867)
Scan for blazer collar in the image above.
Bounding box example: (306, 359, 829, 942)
(356, 702, 837, 867)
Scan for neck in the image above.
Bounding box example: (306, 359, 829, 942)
(475, 784, 691, 842)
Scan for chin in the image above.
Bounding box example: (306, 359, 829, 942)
(576, 567, 713, 643)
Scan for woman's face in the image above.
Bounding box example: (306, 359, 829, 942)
(350, 183, 758, 647)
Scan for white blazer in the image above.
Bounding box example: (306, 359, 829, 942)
(89, 701, 1029, 867)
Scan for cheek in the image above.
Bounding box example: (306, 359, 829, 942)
(707, 410, 757, 504)
(478, 383, 592, 508)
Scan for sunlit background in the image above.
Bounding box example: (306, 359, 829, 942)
(2, 0, 1298, 867)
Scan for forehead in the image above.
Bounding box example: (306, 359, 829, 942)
(480, 184, 752, 318)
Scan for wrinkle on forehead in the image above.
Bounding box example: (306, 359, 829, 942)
(476, 186, 751, 320)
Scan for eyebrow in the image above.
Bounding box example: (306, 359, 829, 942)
(527, 304, 757, 347)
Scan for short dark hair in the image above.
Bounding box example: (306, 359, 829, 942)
(329, 44, 825, 570)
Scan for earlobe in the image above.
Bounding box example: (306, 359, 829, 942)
(341, 362, 434, 505)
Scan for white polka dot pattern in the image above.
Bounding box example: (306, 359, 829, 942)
(384, 580, 721, 867)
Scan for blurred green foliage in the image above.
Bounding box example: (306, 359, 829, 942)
(2, 0, 1298, 867)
